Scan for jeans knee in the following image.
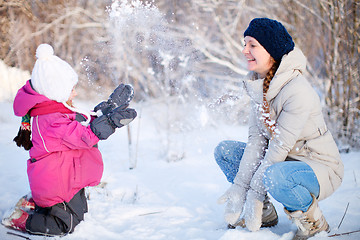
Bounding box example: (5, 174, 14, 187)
(214, 141, 228, 163)
(263, 164, 286, 192)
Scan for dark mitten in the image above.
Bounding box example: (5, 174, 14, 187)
(90, 106, 137, 140)
(108, 107, 137, 128)
(13, 127, 33, 150)
(93, 101, 113, 116)
(109, 84, 134, 109)
(90, 115, 116, 140)
(75, 113, 87, 122)
(14, 114, 33, 150)
(93, 84, 134, 116)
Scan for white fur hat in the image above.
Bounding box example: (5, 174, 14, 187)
(31, 44, 78, 103)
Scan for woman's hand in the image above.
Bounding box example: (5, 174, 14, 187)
(217, 183, 247, 225)
(244, 189, 265, 231)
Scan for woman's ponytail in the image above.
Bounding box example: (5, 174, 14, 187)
(261, 59, 280, 137)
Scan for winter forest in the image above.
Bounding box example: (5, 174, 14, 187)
(1, 0, 359, 150)
(0, 0, 359, 240)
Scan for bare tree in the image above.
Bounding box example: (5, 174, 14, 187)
(269, 0, 360, 149)
(1, 0, 359, 149)
(1, 0, 112, 98)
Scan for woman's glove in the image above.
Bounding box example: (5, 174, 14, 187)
(217, 183, 247, 225)
(243, 160, 271, 231)
(244, 189, 265, 231)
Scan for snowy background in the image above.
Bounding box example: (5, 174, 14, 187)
(0, 98, 359, 240)
(0, 1, 359, 239)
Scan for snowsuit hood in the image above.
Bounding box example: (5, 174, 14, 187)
(13, 80, 50, 117)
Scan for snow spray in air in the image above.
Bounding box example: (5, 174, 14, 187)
(108, 0, 197, 162)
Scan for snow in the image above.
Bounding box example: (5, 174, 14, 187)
(0, 100, 359, 240)
(0, 60, 29, 102)
(0, 2, 359, 238)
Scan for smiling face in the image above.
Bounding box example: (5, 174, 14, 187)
(242, 36, 274, 78)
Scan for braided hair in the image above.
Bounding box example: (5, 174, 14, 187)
(261, 58, 280, 137)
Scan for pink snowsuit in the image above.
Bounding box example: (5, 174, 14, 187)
(13, 80, 103, 207)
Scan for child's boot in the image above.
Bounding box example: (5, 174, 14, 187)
(15, 193, 35, 212)
(2, 208, 29, 232)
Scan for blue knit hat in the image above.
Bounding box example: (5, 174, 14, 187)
(244, 18, 294, 62)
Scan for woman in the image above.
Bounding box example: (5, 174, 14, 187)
(215, 18, 343, 240)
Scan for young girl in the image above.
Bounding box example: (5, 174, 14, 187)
(215, 18, 343, 240)
(2, 44, 137, 236)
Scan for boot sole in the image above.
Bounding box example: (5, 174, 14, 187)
(227, 217, 278, 229)
(260, 217, 278, 228)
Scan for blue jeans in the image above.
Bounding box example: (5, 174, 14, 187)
(214, 140, 320, 212)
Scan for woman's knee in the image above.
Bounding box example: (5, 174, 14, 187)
(214, 141, 231, 163)
(263, 163, 287, 191)
(263, 161, 316, 192)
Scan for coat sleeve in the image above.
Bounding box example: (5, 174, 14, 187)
(45, 114, 100, 150)
(233, 101, 268, 188)
(62, 121, 100, 149)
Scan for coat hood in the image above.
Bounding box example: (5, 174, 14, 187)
(13, 80, 50, 117)
(266, 47, 306, 101)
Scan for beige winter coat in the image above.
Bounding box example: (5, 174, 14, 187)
(237, 47, 343, 201)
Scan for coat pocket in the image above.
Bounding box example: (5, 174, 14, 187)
(62, 153, 82, 194)
(73, 156, 82, 187)
(304, 131, 340, 162)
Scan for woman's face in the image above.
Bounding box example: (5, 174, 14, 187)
(242, 36, 273, 78)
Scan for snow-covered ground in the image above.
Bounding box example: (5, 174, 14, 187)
(0, 100, 359, 240)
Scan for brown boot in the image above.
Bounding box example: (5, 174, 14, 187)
(284, 194, 330, 240)
(228, 195, 278, 229)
